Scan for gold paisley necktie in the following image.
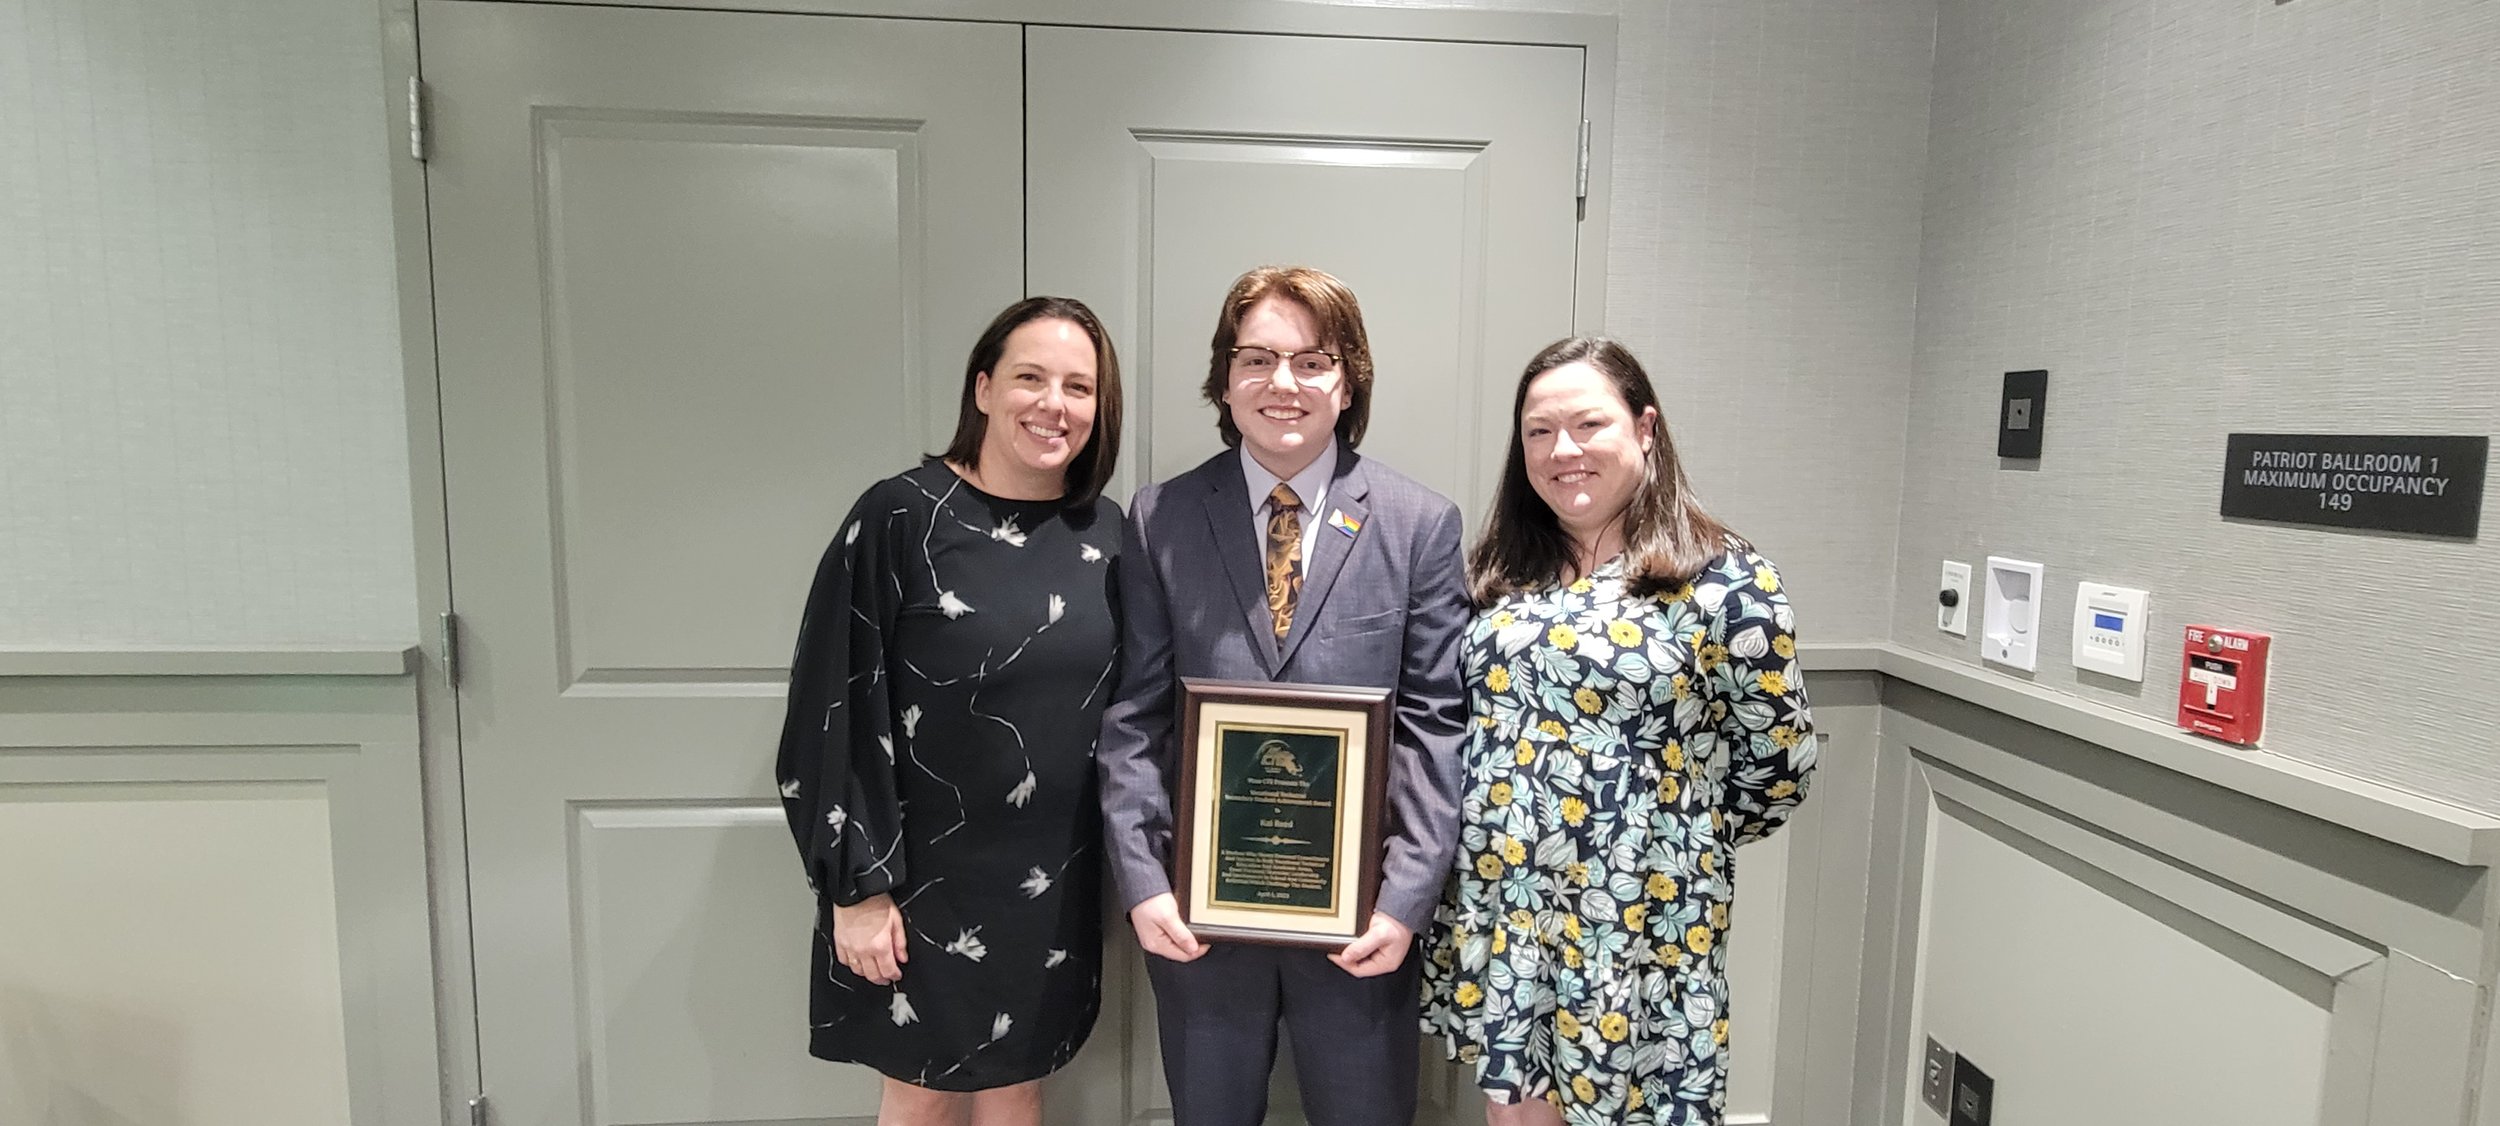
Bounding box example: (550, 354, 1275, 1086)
(1265, 483, 1304, 644)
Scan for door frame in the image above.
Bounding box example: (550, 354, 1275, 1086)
(384, 3, 1616, 1124)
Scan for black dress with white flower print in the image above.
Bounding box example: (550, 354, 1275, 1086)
(776, 458, 1121, 1090)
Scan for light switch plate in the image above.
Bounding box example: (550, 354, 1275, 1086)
(1939, 561, 1972, 636)
(1921, 1036, 1955, 1116)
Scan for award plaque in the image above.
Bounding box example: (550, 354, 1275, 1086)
(1173, 677, 1393, 949)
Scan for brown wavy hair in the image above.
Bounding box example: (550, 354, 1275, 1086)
(940, 296, 1123, 506)
(1467, 337, 1739, 605)
(1199, 266, 1375, 450)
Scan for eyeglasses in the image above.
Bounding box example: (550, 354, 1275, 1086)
(1229, 346, 1343, 386)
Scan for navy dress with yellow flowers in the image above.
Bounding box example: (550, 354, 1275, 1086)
(1421, 542, 1817, 1126)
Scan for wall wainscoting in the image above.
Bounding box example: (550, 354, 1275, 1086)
(1802, 645, 2500, 1126)
(0, 652, 443, 1126)
(8, 646, 2496, 1126)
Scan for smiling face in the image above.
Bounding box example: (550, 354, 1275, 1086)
(972, 316, 1098, 488)
(1222, 295, 1349, 479)
(1518, 360, 1657, 537)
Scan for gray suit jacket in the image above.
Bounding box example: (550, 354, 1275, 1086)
(1098, 445, 1469, 933)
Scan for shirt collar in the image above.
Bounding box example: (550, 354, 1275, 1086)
(1240, 438, 1337, 514)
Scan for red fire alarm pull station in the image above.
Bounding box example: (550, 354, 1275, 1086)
(2179, 626, 2271, 746)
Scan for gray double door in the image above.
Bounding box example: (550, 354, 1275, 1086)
(420, 3, 1586, 1123)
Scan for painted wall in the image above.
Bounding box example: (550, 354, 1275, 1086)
(0, 0, 418, 646)
(1890, 0, 2500, 808)
(1378, 0, 1937, 643)
(0, 0, 1939, 651)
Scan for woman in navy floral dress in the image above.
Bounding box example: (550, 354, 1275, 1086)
(1421, 338, 1817, 1126)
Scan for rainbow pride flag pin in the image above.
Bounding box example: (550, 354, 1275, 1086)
(1327, 510, 1362, 537)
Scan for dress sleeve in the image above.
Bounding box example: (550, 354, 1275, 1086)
(1704, 549, 1818, 846)
(774, 484, 909, 905)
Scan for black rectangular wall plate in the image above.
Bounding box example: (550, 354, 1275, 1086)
(1949, 1053, 1995, 1126)
(1999, 369, 2047, 459)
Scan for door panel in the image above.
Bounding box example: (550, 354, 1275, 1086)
(541, 116, 929, 689)
(1027, 25, 1585, 527)
(1027, 26, 1588, 1123)
(1141, 139, 1486, 513)
(421, 4, 1021, 1123)
(573, 805, 834, 1121)
(431, 8, 1606, 1124)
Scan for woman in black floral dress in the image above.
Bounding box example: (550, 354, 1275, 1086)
(776, 297, 1124, 1124)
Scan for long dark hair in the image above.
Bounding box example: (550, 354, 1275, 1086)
(939, 296, 1123, 505)
(1199, 265, 1375, 450)
(1467, 337, 1739, 605)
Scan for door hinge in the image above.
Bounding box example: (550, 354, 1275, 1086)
(408, 76, 430, 162)
(1574, 117, 1591, 215)
(467, 1094, 488, 1126)
(440, 610, 462, 689)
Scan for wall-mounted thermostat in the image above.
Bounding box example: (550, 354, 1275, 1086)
(2070, 582, 2150, 680)
(1982, 556, 2044, 671)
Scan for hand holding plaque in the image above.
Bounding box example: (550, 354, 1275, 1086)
(1172, 678, 1393, 949)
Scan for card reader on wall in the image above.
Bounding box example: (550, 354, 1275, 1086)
(1982, 557, 2045, 671)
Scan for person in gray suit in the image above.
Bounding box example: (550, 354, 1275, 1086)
(1098, 265, 1470, 1126)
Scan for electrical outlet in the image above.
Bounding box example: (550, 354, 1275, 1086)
(1921, 1037, 1955, 1116)
(1938, 561, 1972, 636)
(1950, 1053, 1994, 1126)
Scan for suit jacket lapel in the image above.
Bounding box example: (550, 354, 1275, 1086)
(1199, 460, 1278, 676)
(1276, 448, 1370, 673)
